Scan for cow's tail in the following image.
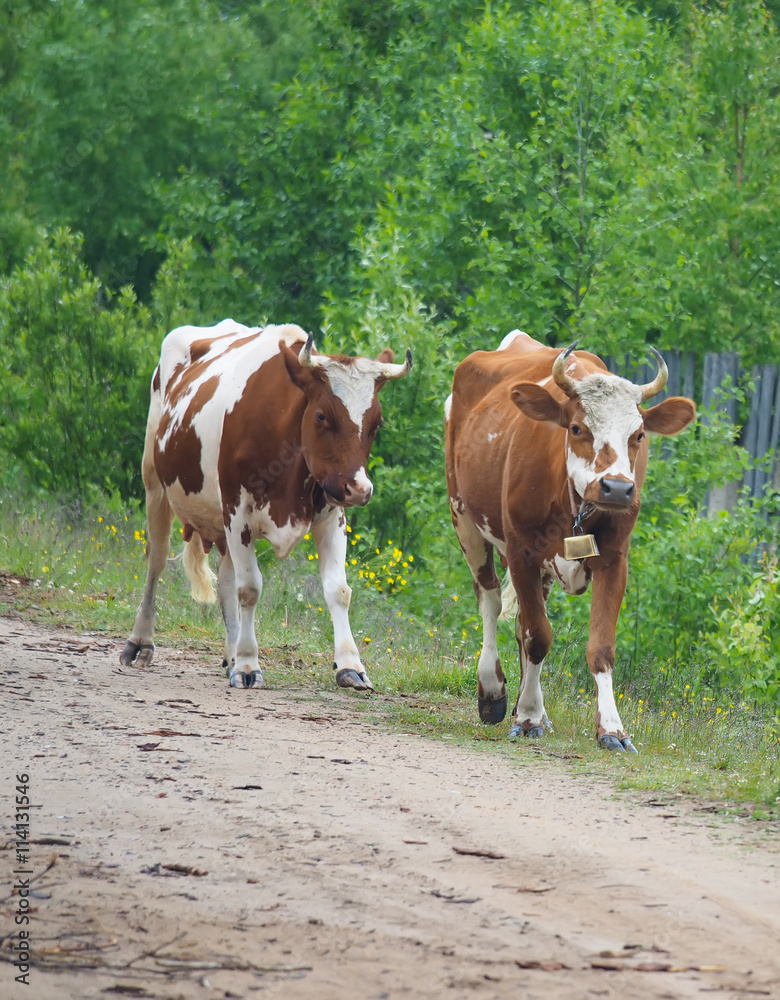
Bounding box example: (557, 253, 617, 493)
(498, 572, 518, 621)
(182, 533, 218, 604)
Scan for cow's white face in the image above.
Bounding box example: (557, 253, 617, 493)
(510, 355, 696, 512)
(299, 364, 384, 507)
(281, 339, 411, 508)
(565, 374, 645, 510)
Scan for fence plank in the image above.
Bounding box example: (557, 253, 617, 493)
(753, 365, 777, 499)
(665, 350, 682, 400)
(742, 365, 761, 496)
(703, 352, 741, 515)
(702, 351, 740, 423)
(768, 371, 780, 495)
(683, 352, 696, 400)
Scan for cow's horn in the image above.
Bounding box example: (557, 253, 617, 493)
(380, 348, 413, 380)
(552, 341, 579, 398)
(637, 347, 668, 402)
(298, 333, 328, 370)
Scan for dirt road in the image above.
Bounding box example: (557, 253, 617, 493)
(1, 616, 778, 1000)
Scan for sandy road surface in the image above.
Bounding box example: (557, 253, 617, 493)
(1, 616, 778, 1000)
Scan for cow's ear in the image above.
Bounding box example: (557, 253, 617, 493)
(376, 348, 394, 364)
(280, 339, 314, 392)
(511, 383, 568, 426)
(642, 397, 697, 436)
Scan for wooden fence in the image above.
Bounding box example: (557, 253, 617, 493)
(605, 350, 780, 512)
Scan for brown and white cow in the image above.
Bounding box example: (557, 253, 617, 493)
(445, 331, 695, 751)
(120, 319, 411, 689)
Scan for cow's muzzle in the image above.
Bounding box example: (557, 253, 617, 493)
(342, 479, 373, 507)
(595, 476, 634, 509)
(323, 476, 373, 508)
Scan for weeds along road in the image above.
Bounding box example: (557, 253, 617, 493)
(1, 616, 779, 1000)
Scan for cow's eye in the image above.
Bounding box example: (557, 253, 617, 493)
(637, 431, 645, 442)
(315, 411, 326, 424)
(571, 424, 581, 436)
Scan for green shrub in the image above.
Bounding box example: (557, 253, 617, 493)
(703, 554, 780, 706)
(0, 230, 156, 496)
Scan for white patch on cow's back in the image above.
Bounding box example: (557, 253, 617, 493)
(444, 393, 453, 422)
(322, 358, 381, 432)
(487, 432, 498, 442)
(497, 329, 528, 351)
(158, 322, 309, 512)
(566, 373, 644, 497)
(159, 322, 306, 444)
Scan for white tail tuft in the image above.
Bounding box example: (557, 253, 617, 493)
(499, 572, 518, 621)
(182, 533, 217, 604)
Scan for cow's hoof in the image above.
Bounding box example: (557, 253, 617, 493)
(136, 645, 155, 669)
(509, 719, 548, 739)
(599, 734, 626, 752)
(119, 641, 138, 666)
(228, 669, 263, 689)
(509, 722, 541, 739)
(335, 668, 374, 692)
(119, 641, 154, 667)
(621, 737, 638, 754)
(478, 694, 507, 725)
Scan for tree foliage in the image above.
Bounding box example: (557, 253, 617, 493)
(0, 1, 779, 703)
(0, 230, 155, 495)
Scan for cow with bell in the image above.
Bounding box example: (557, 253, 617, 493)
(445, 331, 695, 751)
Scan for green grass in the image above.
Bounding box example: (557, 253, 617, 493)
(1, 490, 778, 822)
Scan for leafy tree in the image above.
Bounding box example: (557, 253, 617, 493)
(1, 0, 307, 296)
(0, 230, 156, 495)
(671, 1, 780, 360)
(159, 0, 482, 328)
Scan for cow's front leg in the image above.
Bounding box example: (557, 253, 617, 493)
(509, 565, 553, 739)
(223, 521, 264, 689)
(312, 506, 372, 691)
(588, 557, 637, 753)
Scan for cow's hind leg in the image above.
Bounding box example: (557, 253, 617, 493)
(452, 508, 506, 724)
(216, 547, 240, 677)
(312, 506, 372, 691)
(223, 522, 264, 689)
(120, 482, 174, 669)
